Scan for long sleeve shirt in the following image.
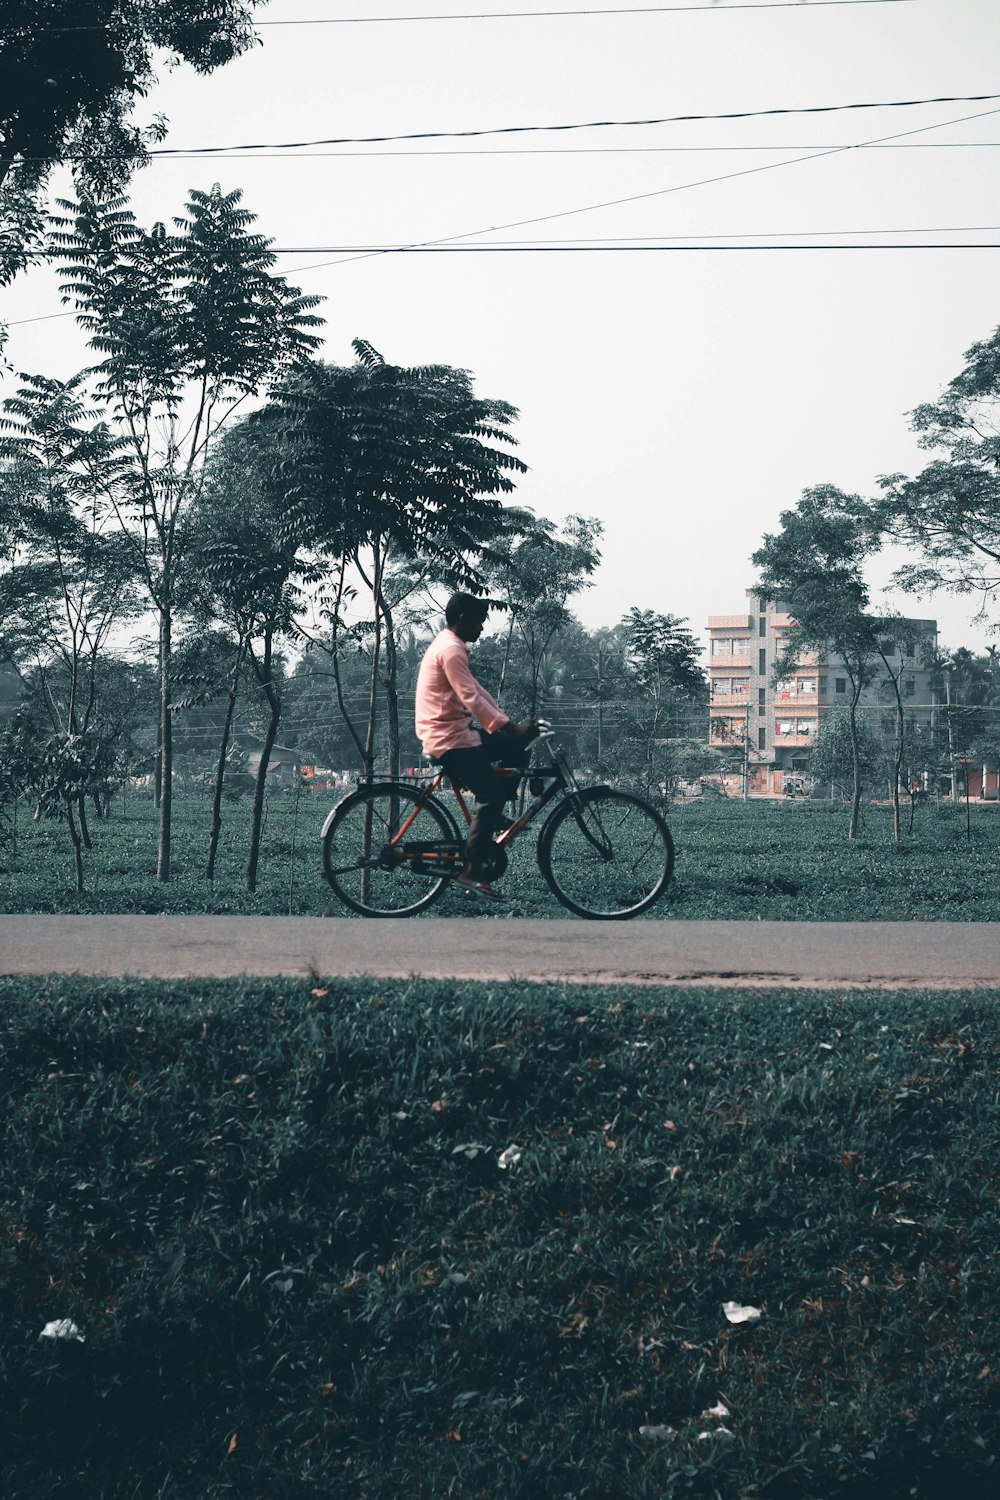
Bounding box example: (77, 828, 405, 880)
(414, 628, 509, 758)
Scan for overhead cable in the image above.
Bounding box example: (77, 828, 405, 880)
(147, 94, 1000, 155)
(131, 141, 1000, 160)
(0, 1, 922, 34)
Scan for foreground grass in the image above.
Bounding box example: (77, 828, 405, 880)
(2, 976, 999, 1498)
(4, 791, 1000, 920)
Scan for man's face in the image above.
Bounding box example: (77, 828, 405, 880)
(453, 612, 486, 643)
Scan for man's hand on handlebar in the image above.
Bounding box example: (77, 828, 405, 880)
(508, 718, 541, 741)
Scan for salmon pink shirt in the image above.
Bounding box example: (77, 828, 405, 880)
(415, 628, 509, 759)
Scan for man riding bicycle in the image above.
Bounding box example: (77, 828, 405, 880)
(415, 593, 539, 900)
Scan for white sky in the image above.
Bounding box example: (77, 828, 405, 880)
(4, 0, 1000, 658)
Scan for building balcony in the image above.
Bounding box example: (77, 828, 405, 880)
(710, 693, 751, 707)
(771, 733, 816, 748)
(774, 693, 818, 707)
(707, 614, 752, 629)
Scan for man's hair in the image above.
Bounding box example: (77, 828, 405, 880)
(445, 592, 492, 626)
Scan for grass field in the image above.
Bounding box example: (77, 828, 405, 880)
(3, 789, 1000, 920)
(2, 975, 998, 1498)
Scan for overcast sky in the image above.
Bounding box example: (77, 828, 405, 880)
(4, 0, 1000, 654)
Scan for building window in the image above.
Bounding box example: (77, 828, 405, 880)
(759, 648, 767, 674)
(819, 677, 827, 697)
(796, 719, 817, 736)
(758, 687, 766, 709)
(798, 678, 816, 695)
(711, 678, 730, 697)
(711, 638, 730, 657)
(777, 719, 794, 736)
(879, 640, 895, 657)
(758, 727, 766, 750)
(835, 678, 847, 694)
(758, 616, 766, 637)
(904, 677, 915, 698)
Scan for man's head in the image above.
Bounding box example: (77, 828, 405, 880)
(445, 592, 491, 642)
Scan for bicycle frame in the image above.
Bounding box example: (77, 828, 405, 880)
(387, 759, 567, 858)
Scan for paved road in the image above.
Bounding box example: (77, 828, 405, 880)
(2, 915, 1000, 987)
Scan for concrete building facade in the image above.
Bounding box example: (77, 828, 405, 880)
(707, 590, 937, 796)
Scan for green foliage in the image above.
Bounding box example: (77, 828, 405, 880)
(0, 0, 258, 283)
(882, 321, 1000, 621)
(811, 708, 882, 800)
(0, 975, 998, 1497)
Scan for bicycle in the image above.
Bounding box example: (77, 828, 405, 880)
(321, 729, 674, 920)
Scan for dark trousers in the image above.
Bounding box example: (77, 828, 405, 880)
(438, 730, 530, 873)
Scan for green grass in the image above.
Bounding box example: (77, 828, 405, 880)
(2, 975, 999, 1497)
(3, 789, 1000, 920)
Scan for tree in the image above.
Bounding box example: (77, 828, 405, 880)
(753, 485, 884, 839)
(0, 0, 257, 283)
(281, 341, 527, 781)
(880, 322, 1000, 622)
(49, 186, 322, 878)
(480, 512, 603, 716)
(811, 708, 882, 804)
(0, 372, 141, 877)
(621, 607, 705, 790)
(192, 413, 316, 893)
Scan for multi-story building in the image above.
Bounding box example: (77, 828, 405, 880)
(707, 590, 937, 795)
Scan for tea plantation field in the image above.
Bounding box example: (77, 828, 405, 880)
(2, 791, 1000, 920)
(2, 975, 998, 1498)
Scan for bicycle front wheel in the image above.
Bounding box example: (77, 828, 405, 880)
(537, 787, 674, 919)
(323, 783, 461, 917)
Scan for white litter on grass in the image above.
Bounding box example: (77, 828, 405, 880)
(723, 1301, 762, 1324)
(638, 1424, 675, 1441)
(39, 1319, 84, 1343)
(702, 1402, 730, 1419)
(698, 1427, 735, 1442)
(498, 1145, 522, 1170)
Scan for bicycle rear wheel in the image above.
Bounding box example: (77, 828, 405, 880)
(323, 783, 461, 917)
(537, 787, 674, 919)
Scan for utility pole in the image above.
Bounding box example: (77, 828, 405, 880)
(572, 641, 611, 763)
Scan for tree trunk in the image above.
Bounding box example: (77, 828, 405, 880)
(246, 633, 280, 894)
(848, 695, 862, 841)
(497, 608, 517, 700)
(77, 794, 92, 850)
(156, 607, 172, 879)
(380, 591, 401, 780)
(206, 644, 245, 881)
(362, 544, 384, 783)
(66, 798, 85, 893)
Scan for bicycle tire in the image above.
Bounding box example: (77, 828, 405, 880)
(323, 783, 461, 917)
(537, 787, 674, 920)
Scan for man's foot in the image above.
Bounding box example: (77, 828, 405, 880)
(454, 874, 505, 901)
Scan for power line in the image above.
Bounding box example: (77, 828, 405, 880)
(0, 1, 922, 35)
(147, 94, 1000, 155)
(264, 223, 1000, 248)
(6, 240, 998, 330)
(291, 102, 1000, 272)
(82, 141, 1000, 161)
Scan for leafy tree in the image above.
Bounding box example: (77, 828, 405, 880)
(811, 707, 882, 804)
(754, 485, 884, 839)
(192, 414, 317, 892)
(280, 341, 527, 780)
(480, 512, 602, 716)
(621, 607, 705, 789)
(0, 372, 141, 873)
(880, 322, 1000, 622)
(48, 186, 322, 878)
(0, 0, 257, 283)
